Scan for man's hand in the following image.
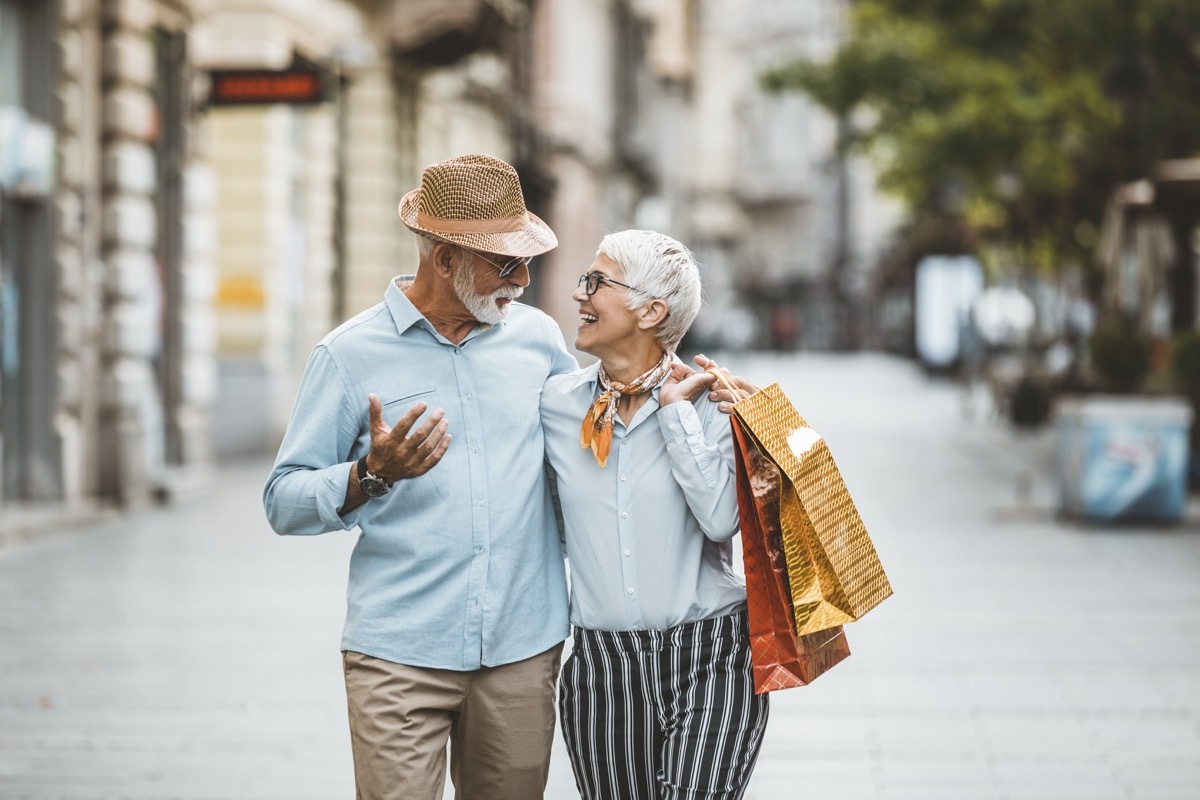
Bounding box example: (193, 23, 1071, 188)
(365, 393, 452, 482)
(694, 354, 759, 414)
(660, 363, 717, 406)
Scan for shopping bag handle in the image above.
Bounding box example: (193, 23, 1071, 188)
(705, 362, 750, 402)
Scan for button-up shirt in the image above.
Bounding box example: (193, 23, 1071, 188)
(264, 277, 577, 670)
(540, 362, 747, 632)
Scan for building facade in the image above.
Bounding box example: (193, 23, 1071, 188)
(194, 0, 368, 458)
(1, 0, 217, 511)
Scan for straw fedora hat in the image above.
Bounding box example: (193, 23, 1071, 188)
(397, 154, 558, 258)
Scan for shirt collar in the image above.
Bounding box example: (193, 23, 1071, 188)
(566, 354, 686, 397)
(385, 276, 423, 336)
(384, 275, 501, 343)
(566, 361, 602, 392)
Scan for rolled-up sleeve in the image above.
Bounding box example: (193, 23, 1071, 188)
(263, 345, 366, 535)
(658, 400, 740, 542)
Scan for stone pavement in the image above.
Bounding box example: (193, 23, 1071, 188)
(1, 353, 1198, 800)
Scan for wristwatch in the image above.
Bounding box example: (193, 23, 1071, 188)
(356, 455, 392, 498)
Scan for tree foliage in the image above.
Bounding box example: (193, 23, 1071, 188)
(762, 0, 1200, 272)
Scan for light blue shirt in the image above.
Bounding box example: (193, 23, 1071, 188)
(264, 277, 578, 670)
(540, 362, 747, 632)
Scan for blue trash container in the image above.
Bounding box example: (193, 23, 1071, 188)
(1056, 396, 1194, 522)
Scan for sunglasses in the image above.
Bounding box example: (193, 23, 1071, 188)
(467, 249, 533, 279)
(577, 271, 642, 297)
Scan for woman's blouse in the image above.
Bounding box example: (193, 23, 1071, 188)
(540, 362, 747, 632)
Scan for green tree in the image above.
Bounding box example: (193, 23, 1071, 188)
(763, 0, 1200, 273)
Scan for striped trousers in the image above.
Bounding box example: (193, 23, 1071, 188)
(559, 610, 769, 800)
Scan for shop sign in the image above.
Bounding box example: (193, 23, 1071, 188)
(208, 68, 327, 106)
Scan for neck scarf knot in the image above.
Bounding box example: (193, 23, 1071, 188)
(580, 353, 673, 468)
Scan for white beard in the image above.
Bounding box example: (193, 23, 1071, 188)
(453, 257, 523, 325)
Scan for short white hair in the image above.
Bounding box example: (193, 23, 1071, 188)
(596, 230, 702, 351)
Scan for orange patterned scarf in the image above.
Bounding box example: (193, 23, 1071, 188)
(580, 353, 673, 468)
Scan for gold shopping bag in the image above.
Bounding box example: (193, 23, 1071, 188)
(727, 381, 893, 635)
(731, 414, 852, 693)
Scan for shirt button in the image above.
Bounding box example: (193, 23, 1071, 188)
(476, 546, 484, 554)
(669, 423, 677, 430)
(454, 348, 461, 354)
(621, 512, 628, 519)
(627, 587, 635, 595)
(624, 549, 631, 557)
(472, 447, 479, 454)
(478, 501, 485, 508)
(620, 474, 627, 481)
(465, 394, 472, 400)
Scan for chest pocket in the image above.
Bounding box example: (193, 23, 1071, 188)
(381, 388, 438, 424)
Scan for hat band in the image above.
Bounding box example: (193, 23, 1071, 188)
(417, 210, 529, 234)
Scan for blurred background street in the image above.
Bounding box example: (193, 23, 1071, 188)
(3, 0, 1200, 797)
(2, 352, 1198, 800)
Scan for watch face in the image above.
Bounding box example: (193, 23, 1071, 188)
(359, 474, 390, 498)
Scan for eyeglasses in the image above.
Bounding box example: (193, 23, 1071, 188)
(577, 271, 642, 297)
(466, 248, 533, 279)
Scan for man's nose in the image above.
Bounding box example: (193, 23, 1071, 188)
(508, 261, 531, 287)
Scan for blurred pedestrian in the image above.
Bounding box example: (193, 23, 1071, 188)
(769, 304, 799, 351)
(541, 230, 768, 800)
(957, 306, 987, 420)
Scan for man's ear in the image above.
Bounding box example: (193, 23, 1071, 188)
(636, 298, 670, 331)
(433, 242, 458, 278)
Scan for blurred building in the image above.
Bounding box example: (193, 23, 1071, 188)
(194, 0, 368, 459)
(686, 0, 901, 351)
(1, 0, 217, 510)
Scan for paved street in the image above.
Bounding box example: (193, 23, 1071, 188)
(2, 352, 1198, 800)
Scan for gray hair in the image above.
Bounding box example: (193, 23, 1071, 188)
(596, 229, 702, 351)
(415, 234, 437, 258)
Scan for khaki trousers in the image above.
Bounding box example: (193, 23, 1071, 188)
(343, 643, 563, 800)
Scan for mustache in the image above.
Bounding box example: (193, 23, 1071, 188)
(493, 286, 524, 300)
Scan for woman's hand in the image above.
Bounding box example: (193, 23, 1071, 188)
(659, 363, 717, 406)
(694, 354, 759, 413)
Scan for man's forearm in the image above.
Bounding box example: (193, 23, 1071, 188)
(339, 463, 371, 515)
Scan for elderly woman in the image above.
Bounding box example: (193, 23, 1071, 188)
(540, 230, 768, 800)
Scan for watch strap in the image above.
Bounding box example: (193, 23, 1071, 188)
(356, 455, 393, 488)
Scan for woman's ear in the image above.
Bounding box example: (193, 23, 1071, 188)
(636, 298, 670, 331)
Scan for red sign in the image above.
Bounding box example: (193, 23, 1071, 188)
(208, 69, 327, 106)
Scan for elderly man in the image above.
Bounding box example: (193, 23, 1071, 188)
(264, 154, 575, 800)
